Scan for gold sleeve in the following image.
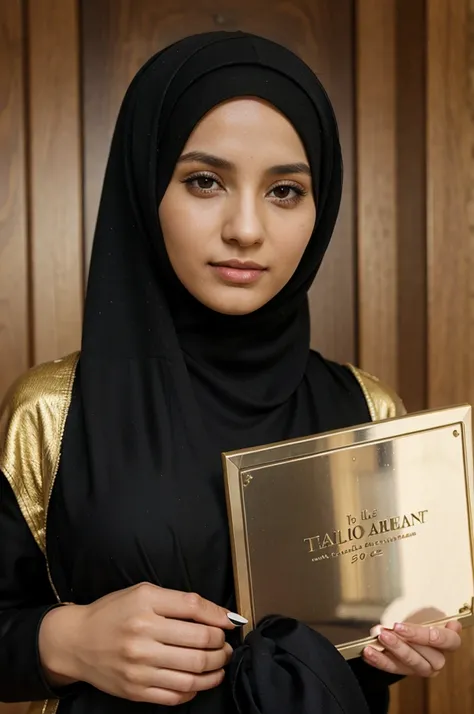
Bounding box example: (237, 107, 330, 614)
(347, 365, 407, 422)
(0, 352, 79, 553)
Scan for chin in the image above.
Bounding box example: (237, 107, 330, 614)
(210, 302, 262, 316)
(188, 281, 278, 315)
(198, 294, 266, 316)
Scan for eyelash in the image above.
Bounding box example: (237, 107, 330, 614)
(182, 171, 308, 207)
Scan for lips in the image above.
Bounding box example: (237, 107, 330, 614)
(211, 259, 266, 270)
(209, 259, 267, 285)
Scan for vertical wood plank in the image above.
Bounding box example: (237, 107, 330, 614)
(356, 0, 398, 389)
(427, 0, 474, 710)
(0, 0, 29, 399)
(82, 0, 356, 364)
(427, 0, 473, 406)
(396, 0, 427, 414)
(27, 0, 83, 364)
(307, 0, 356, 365)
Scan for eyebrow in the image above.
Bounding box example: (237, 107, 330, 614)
(177, 151, 311, 177)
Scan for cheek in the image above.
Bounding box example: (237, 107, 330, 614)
(271, 211, 315, 278)
(159, 194, 216, 266)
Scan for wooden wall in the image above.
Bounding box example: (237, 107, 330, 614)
(426, 0, 474, 711)
(0, 0, 473, 712)
(0, 0, 83, 398)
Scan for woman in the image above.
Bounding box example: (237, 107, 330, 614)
(0, 31, 461, 714)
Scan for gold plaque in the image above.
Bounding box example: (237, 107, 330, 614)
(222, 406, 474, 659)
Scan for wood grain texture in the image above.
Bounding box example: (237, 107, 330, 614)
(81, 0, 356, 364)
(427, 0, 474, 710)
(427, 0, 474, 407)
(27, 0, 83, 364)
(0, 0, 29, 398)
(356, 0, 398, 388)
(396, 0, 427, 413)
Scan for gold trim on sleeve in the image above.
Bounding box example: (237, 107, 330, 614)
(0, 352, 79, 553)
(347, 364, 407, 421)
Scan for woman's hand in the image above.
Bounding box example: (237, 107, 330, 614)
(39, 583, 238, 706)
(363, 620, 462, 677)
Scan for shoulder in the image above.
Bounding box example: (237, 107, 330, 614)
(346, 364, 406, 421)
(1, 352, 79, 421)
(307, 353, 405, 427)
(0, 353, 79, 455)
(0, 352, 79, 552)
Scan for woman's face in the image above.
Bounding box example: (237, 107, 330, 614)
(159, 98, 316, 315)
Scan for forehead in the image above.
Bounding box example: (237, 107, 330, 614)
(182, 97, 307, 159)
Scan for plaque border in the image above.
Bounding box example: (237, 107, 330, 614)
(222, 405, 474, 659)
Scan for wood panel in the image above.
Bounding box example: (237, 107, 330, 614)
(396, 0, 427, 413)
(356, 0, 427, 411)
(27, 0, 83, 364)
(81, 0, 356, 364)
(0, 0, 29, 399)
(356, 0, 398, 389)
(427, 0, 474, 711)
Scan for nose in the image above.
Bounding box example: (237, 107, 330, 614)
(221, 192, 264, 248)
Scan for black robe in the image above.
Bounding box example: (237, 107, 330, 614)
(0, 355, 401, 713)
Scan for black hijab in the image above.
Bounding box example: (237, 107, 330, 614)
(54, 31, 372, 713)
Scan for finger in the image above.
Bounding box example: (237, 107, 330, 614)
(139, 687, 197, 706)
(377, 630, 435, 676)
(155, 618, 226, 649)
(151, 642, 233, 673)
(363, 646, 411, 676)
(135, 665, 226, 693)
(393, 622, 462, 651)
(445, 620, 463, 635)
(409, 643, 446, 675)
(140, 585, 240, 629)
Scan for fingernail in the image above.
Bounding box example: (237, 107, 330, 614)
(380, 630, 397, 646)
(370, 625, 383, 637)
(429, 627, 440, 642)
(227, 612, 248, 626)
(394, 623, 412, 637)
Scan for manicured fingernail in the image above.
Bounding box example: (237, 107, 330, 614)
(227, 612, 248, 626)
(370, 625, 383, 637)
(380, 630, 397, 646)
(394, 623, 412, 637)
(429, 627, 440, 642)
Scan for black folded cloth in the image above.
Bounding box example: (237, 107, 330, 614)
(230, 616, 370, 714)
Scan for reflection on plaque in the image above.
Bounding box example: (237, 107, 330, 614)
(222, 406, 474, 659)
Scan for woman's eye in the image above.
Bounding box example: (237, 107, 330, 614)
(271, 186, 293, 199)
(268, 184, 306, 204)
(184, 174, 222, 193)
(194, 176, 217, 190)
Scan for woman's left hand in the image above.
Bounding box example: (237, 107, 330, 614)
(363, 620, 462, 677)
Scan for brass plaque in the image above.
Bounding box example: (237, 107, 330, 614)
(222, 406, 474, 659)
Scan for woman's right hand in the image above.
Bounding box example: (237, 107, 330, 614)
(39, 583, 237, 706)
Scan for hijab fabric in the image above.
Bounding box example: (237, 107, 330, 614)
(56, 31, 372, 713)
